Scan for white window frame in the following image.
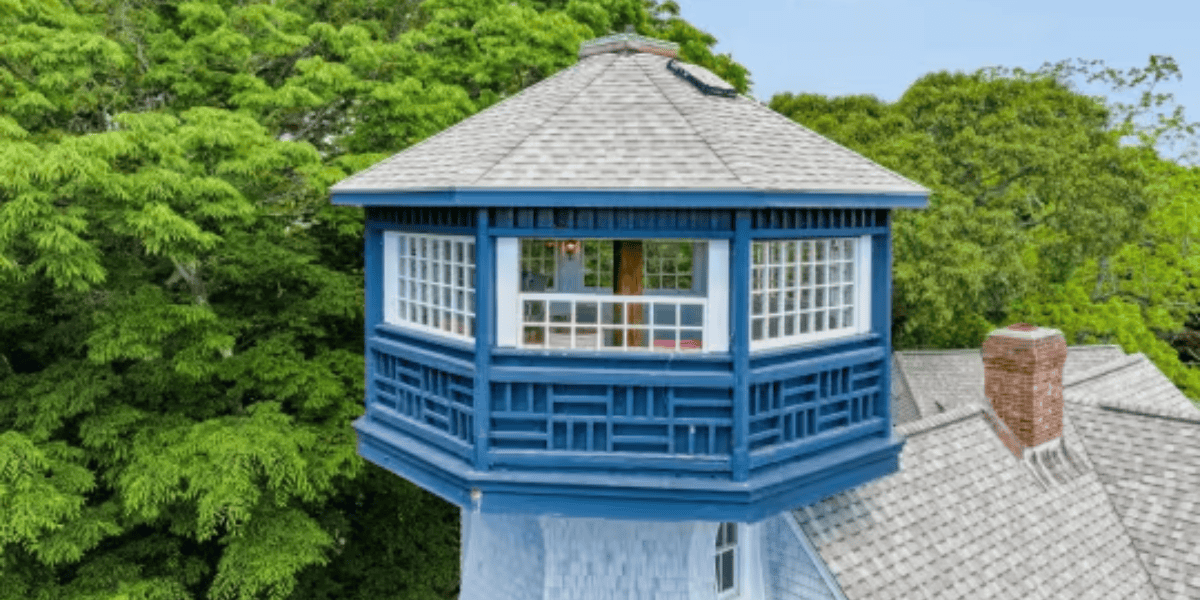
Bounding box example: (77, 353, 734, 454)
(715, 522, 739, 599)
(496, 238, 729, 353)
(749, 235, 872, 351)
(383, 231, 476, 343)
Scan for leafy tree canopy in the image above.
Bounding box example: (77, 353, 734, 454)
(0, 0, 750, 598)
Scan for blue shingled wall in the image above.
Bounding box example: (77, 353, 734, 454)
(460, 510, 544, 600)
(764, 513, 837, 600)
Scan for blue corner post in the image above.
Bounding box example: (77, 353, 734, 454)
(473, 208, 493, 471)
(731, 210, 751, 481)
(877, 211, 894, 432)
(363, 224, 383, 418)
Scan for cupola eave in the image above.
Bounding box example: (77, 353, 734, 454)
(330, 187, 928, 209)
(330, 49, 928, 204)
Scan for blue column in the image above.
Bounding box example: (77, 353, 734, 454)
(877, 212, 894, 433)
(473, 208, 493, 471)
(364, 219, 383, 418)
(732, 210, 751, 481)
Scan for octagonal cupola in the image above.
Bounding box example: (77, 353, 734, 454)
(331, 32, 928, 524)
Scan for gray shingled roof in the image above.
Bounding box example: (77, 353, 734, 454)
(844, 345, 1200, 600)
(795, 402, 1160, 600)
(892, 345, 1129, 419)
(331, 51, 928, 195)
(1064, 360, 1200, 599)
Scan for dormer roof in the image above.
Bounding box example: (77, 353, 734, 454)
(331, 35, 928, 204)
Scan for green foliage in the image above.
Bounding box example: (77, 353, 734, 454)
(772, 59, 1200, 403)
(0, 0, 749, 597)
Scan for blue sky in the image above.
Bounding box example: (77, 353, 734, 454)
(676, 0, 1200, 111)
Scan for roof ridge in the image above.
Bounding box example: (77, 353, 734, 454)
(1063, 351, 1143, 389)
(634, 54, 749, 187)
(470, 54, 617, 185)
(894, 402, 985, 437)
(1096, 397, 1200, 423)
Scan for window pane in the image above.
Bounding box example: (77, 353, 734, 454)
(653, 304, 676, 326)
(843, 306, 854, 328)
(680, 304, 703, 327)
(576, 302, 598, 324)
(653, 329, 675, 351)
(524, 300, 546, 323)
(726, 523, 736, 544)
(601, 302, 623, 325)
(549, 327, 571, 349)
(576, 327, 598, 349)
(626, 303, 648, 326)
(680, 329, 702, 351)
(549, 301, 572, 323)
(720, 551, 734, 590)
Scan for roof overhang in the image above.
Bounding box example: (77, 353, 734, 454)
(330, 188, 930, 210)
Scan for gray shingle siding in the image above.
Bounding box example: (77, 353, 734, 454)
(763, 513, 837, 600)
(460, 510, 544, 600)
(541, 518, 692, 600)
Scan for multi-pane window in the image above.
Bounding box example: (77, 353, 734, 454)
(715, 522, 738, 597)
(383, 232, 476, 342)
(644, 240, 695, 292)
(750, 237, 870, 350)
(499, 238, 728, 353)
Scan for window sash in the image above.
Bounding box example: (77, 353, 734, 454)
(749, 236, 871, 351)
(384, 232, 476, 342)
(499, 239, 728, 353)
(715, 522, 738, 597)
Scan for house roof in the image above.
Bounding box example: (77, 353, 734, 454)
(796, 345, 1200, 599)
(891, 345, 1129, 423)
(330, 43, 928, 197)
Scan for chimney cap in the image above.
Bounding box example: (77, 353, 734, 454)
(987, 323, 1064, 341)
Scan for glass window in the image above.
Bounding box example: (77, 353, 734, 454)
(385, 232, 476, 342)
(750, 237, 868, 350)
(715, 522, 738, 597)
(514, 238, 716, 352)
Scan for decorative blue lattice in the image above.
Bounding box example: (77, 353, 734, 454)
(748, 359, 885, 455)
(489, 382, 733, 457)
(372, 347, 475, 447)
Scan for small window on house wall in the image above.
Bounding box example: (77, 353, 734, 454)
(750, 236, 871, 350)
(497, 238, 729, 353)
(383, 232, 476, 342)
(715, 522, 738, 598)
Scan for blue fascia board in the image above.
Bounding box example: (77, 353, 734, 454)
(332, 189, 929, 210)
(354, 414, 904, 523)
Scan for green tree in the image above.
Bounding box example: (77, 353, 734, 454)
(0, 0, 750, 597)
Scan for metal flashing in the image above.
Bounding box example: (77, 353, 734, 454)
(666, 58, 738, 97)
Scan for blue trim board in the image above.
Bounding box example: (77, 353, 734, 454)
(334, 189, 929, 210)
(876, 217, 895, 432)
(355, 414, 903, 522)
(731, 210, 752, 482)
(473, 208, 493, 470)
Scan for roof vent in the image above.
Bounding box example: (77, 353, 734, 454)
(578, 32, 679, 59)
(666, 59, 738, 98)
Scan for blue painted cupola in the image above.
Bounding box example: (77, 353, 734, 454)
(332, 32, 929, 524)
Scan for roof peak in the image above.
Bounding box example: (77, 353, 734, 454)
(578, 32, 679, 59)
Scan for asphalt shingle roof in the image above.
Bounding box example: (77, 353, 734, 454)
(795, 403, 1159, 600)
(822, 345, 1200, 600)
(331, 51, 927, 195)
(1063, 359, 1200, 600)
(892, 345, 1129, 418)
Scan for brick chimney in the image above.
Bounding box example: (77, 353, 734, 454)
(981, 323, 1068, 455)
